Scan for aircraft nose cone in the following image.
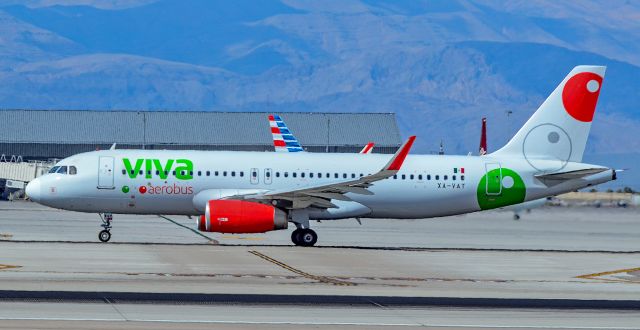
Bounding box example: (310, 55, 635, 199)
(26, 179, 41, 202)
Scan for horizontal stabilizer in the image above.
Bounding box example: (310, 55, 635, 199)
(535, 168, 609, 187)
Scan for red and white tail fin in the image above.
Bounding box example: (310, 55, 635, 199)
(492, 66, 606, 168)
(359, 142, 374, 154)
(479, 117, 487, 156)
(268, 114, 304, 153)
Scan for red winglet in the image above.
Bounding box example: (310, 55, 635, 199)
(386, 136, 416, 171)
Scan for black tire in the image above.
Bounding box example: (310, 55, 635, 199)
(98, 230, 111, 242)
(298, 229, 318, 247)
(291, 229, 301, 246)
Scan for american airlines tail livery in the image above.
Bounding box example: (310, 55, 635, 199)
(26, 66, 617, 246)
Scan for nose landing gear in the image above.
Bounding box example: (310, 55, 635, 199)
(98, 213, 113, 242)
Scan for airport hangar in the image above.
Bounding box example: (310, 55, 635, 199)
(0, 110, 402, 160)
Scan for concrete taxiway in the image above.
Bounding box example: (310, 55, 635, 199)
(1, 200, 639, 251)
(0, 201, 638, 329)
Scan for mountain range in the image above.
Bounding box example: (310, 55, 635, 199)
(0, 0, 638, 188)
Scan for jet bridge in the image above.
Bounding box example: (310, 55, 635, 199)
(0, 155, 53, 200)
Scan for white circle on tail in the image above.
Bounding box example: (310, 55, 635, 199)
(502, 175, 514, 189)
(523, 123, 572, 172)
(587, 80, 600, 93)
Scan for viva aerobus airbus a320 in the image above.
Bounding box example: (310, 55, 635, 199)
(26, 66, 618, 246)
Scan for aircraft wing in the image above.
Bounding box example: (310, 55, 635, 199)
(233, 136, 415, 209)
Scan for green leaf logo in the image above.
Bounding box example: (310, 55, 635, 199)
(476, 168, 526, 210)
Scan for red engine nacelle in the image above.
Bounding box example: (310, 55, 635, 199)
(196, 200, 288, 234)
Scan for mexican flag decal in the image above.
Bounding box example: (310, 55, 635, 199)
(453, 167, 465, 174)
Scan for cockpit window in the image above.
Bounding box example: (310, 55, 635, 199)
(57, 166, 68, 174)
(69, 166, 77, 175)
(48, 166, 60, 173)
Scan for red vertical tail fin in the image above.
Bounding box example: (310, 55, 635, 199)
(479, 117, 487, 155)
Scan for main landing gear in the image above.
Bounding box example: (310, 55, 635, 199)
(98, 213, 113, 242)
(291, 228, 318, 247)
(288, 209, 318, 247)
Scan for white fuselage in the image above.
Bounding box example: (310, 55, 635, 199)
(26, 149, 613, 219)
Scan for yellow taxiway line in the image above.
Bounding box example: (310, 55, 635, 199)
(248, 250, 355, 286)
(576, 267, 640, 282)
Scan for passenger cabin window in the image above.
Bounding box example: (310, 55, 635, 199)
(69, 166, 77, 175)
(206, 171, 210, 176)
(452, 175, 456, 181)
(461, 175, 465, 181)
(410, 174, 414, 180)
(240, 171, 244, 177)
(444, 175, 448, 180)
(301, 173, 305, 178)
(427, 175, 431, 180)
(418, 174, 423, 180)
(276, 172, 280, 178)
(49, 166, 60, 173)
(122, 169, 126, 175)
(435, 175, 440, 180)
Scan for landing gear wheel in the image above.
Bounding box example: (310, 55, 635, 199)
(297, 229, 317, 247)
(98, 213, 113, 243)
(98, 230, 111, 242)
(291, 229, 302, 245)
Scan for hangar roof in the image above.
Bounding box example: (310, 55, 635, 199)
(0, 110, 401, 147)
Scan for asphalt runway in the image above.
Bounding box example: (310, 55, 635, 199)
(1, 303, 639, 330)
(0, 201, 639, 329)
